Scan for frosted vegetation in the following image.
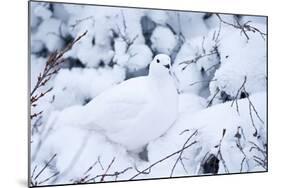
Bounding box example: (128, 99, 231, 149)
(29, 2, 267, 186)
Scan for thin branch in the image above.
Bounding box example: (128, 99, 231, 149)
(216, 14, 266, 40)
(38, 172, 60, 185)
(243, 87, 264, 124)
(31, 166, 37, 179)
(215, 129, 229, 173)
(34, 154, 57, 180)
(114, 10, 139, 53)
(234, 126, 249, 172)
(130, 140, 197, 180)
(179, 52, 217, 71)
(134, 164, 151, 175)
(231, 76, 247, 115)
(207, 88, 220, 107)
(85, 167, 132, 183)
(170, 130, 198, 177)
(97, 156, 104, 170)
(100, 157, 116, 182)
(30, 31, 88, 120)
(189, 79, 217, 86)
(69, 16, 94, 29)
(249, 141, 267, 157)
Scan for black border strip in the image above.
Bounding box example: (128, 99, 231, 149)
(28, 0, 269, 187)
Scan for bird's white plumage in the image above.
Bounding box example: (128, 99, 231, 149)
(54, 54, 179, 151)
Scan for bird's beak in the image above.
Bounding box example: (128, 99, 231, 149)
(164, 64, 170, 69)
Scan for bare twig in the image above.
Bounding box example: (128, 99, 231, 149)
(176, 12, 185, 42)
(34, 154, 57, 181)
(38, 172, 60, 185)
(69, 16, 94, 29)
(179, 52, 217, 71)
(179, 129, 190, 135)
(249, 141, 267, 169)
(100, 157, 116, 182)
(85, 167, 132, 183)
(189, 79, 217, 86)
(31, 166, 37, 179)
(216, 14, 266, 40)
(134, 164, 151, 175)
(234, 126, 249, 172)
(114, 10, 139, 53)
(249, 141, 267, 157)
(30, 31, 88, 119)
(170, 130, 198, 177)
(130, 140, 197, 180)
(243, 87, 264, 124)
(215, 129, 229, 173)
(207, 88, 220, 107)
(205, 63, 220, 73)
(242, 86, 264, 137)
(231, 76, 247, 114)
(97, 156, 104, 170)
(71, 157, 104, 183)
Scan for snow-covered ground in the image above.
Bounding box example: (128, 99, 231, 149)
(29, 2, 267, 186)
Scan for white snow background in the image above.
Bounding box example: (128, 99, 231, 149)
(29, 2, 267, 186)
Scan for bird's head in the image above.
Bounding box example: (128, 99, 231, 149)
(149, 54, 172, 77)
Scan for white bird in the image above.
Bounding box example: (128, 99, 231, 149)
(53, 54, 179, 159)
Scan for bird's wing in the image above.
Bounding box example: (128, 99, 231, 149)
(83, 77, 151, 132)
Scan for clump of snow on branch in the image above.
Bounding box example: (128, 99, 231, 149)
(30, 1, 267, 186)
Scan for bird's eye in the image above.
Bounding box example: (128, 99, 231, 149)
(156, 59, 160, 63)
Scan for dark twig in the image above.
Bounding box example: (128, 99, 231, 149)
(130, 140, 197, 180)
(249, 141, 267, 169)
(30, 31, 88, 119)
(179, 52, 217, 71)
(249, 141, 267, 157)
(31, 166, 37, 179)
(100, 157, 116, 182)
(134, 164, 151, 175)
(97, 156, 104, 170)
(38, 172, 60, 185)
(243, 87, 264, 124)
(179, 129, 190, 135)
(189, 79, 217, 86)
(242, 87, 264, 137)
(70, 16, 94, 29)
(34, 154, 57, 180)
(179, 158, 189, 174)
(216, 14, 266, 40)
(85, 167, 132, 183)
(207, 88, 220, 107)
(231, 76, 247, 115)
(215, 129, 229, 173)
(234, 126, 249, 172)
(114, 10, 139, 53)
(170, 130, 198, 177)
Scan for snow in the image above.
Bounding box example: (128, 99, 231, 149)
(33, 3, 52, 20)
(150, 26, 177, 55)
(33, 18, 65, 52)
(173, 41, 205, 94)
(209, 24, 267, 100)
(146, 10, 169, 25)
(146, 92, 266, 177)
(125, 44, 153, 72)
(30, 1, 267, 186)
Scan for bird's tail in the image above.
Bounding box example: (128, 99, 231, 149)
(54, 105, 100, 131)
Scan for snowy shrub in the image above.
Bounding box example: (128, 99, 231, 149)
(29, 2, 267, 186)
